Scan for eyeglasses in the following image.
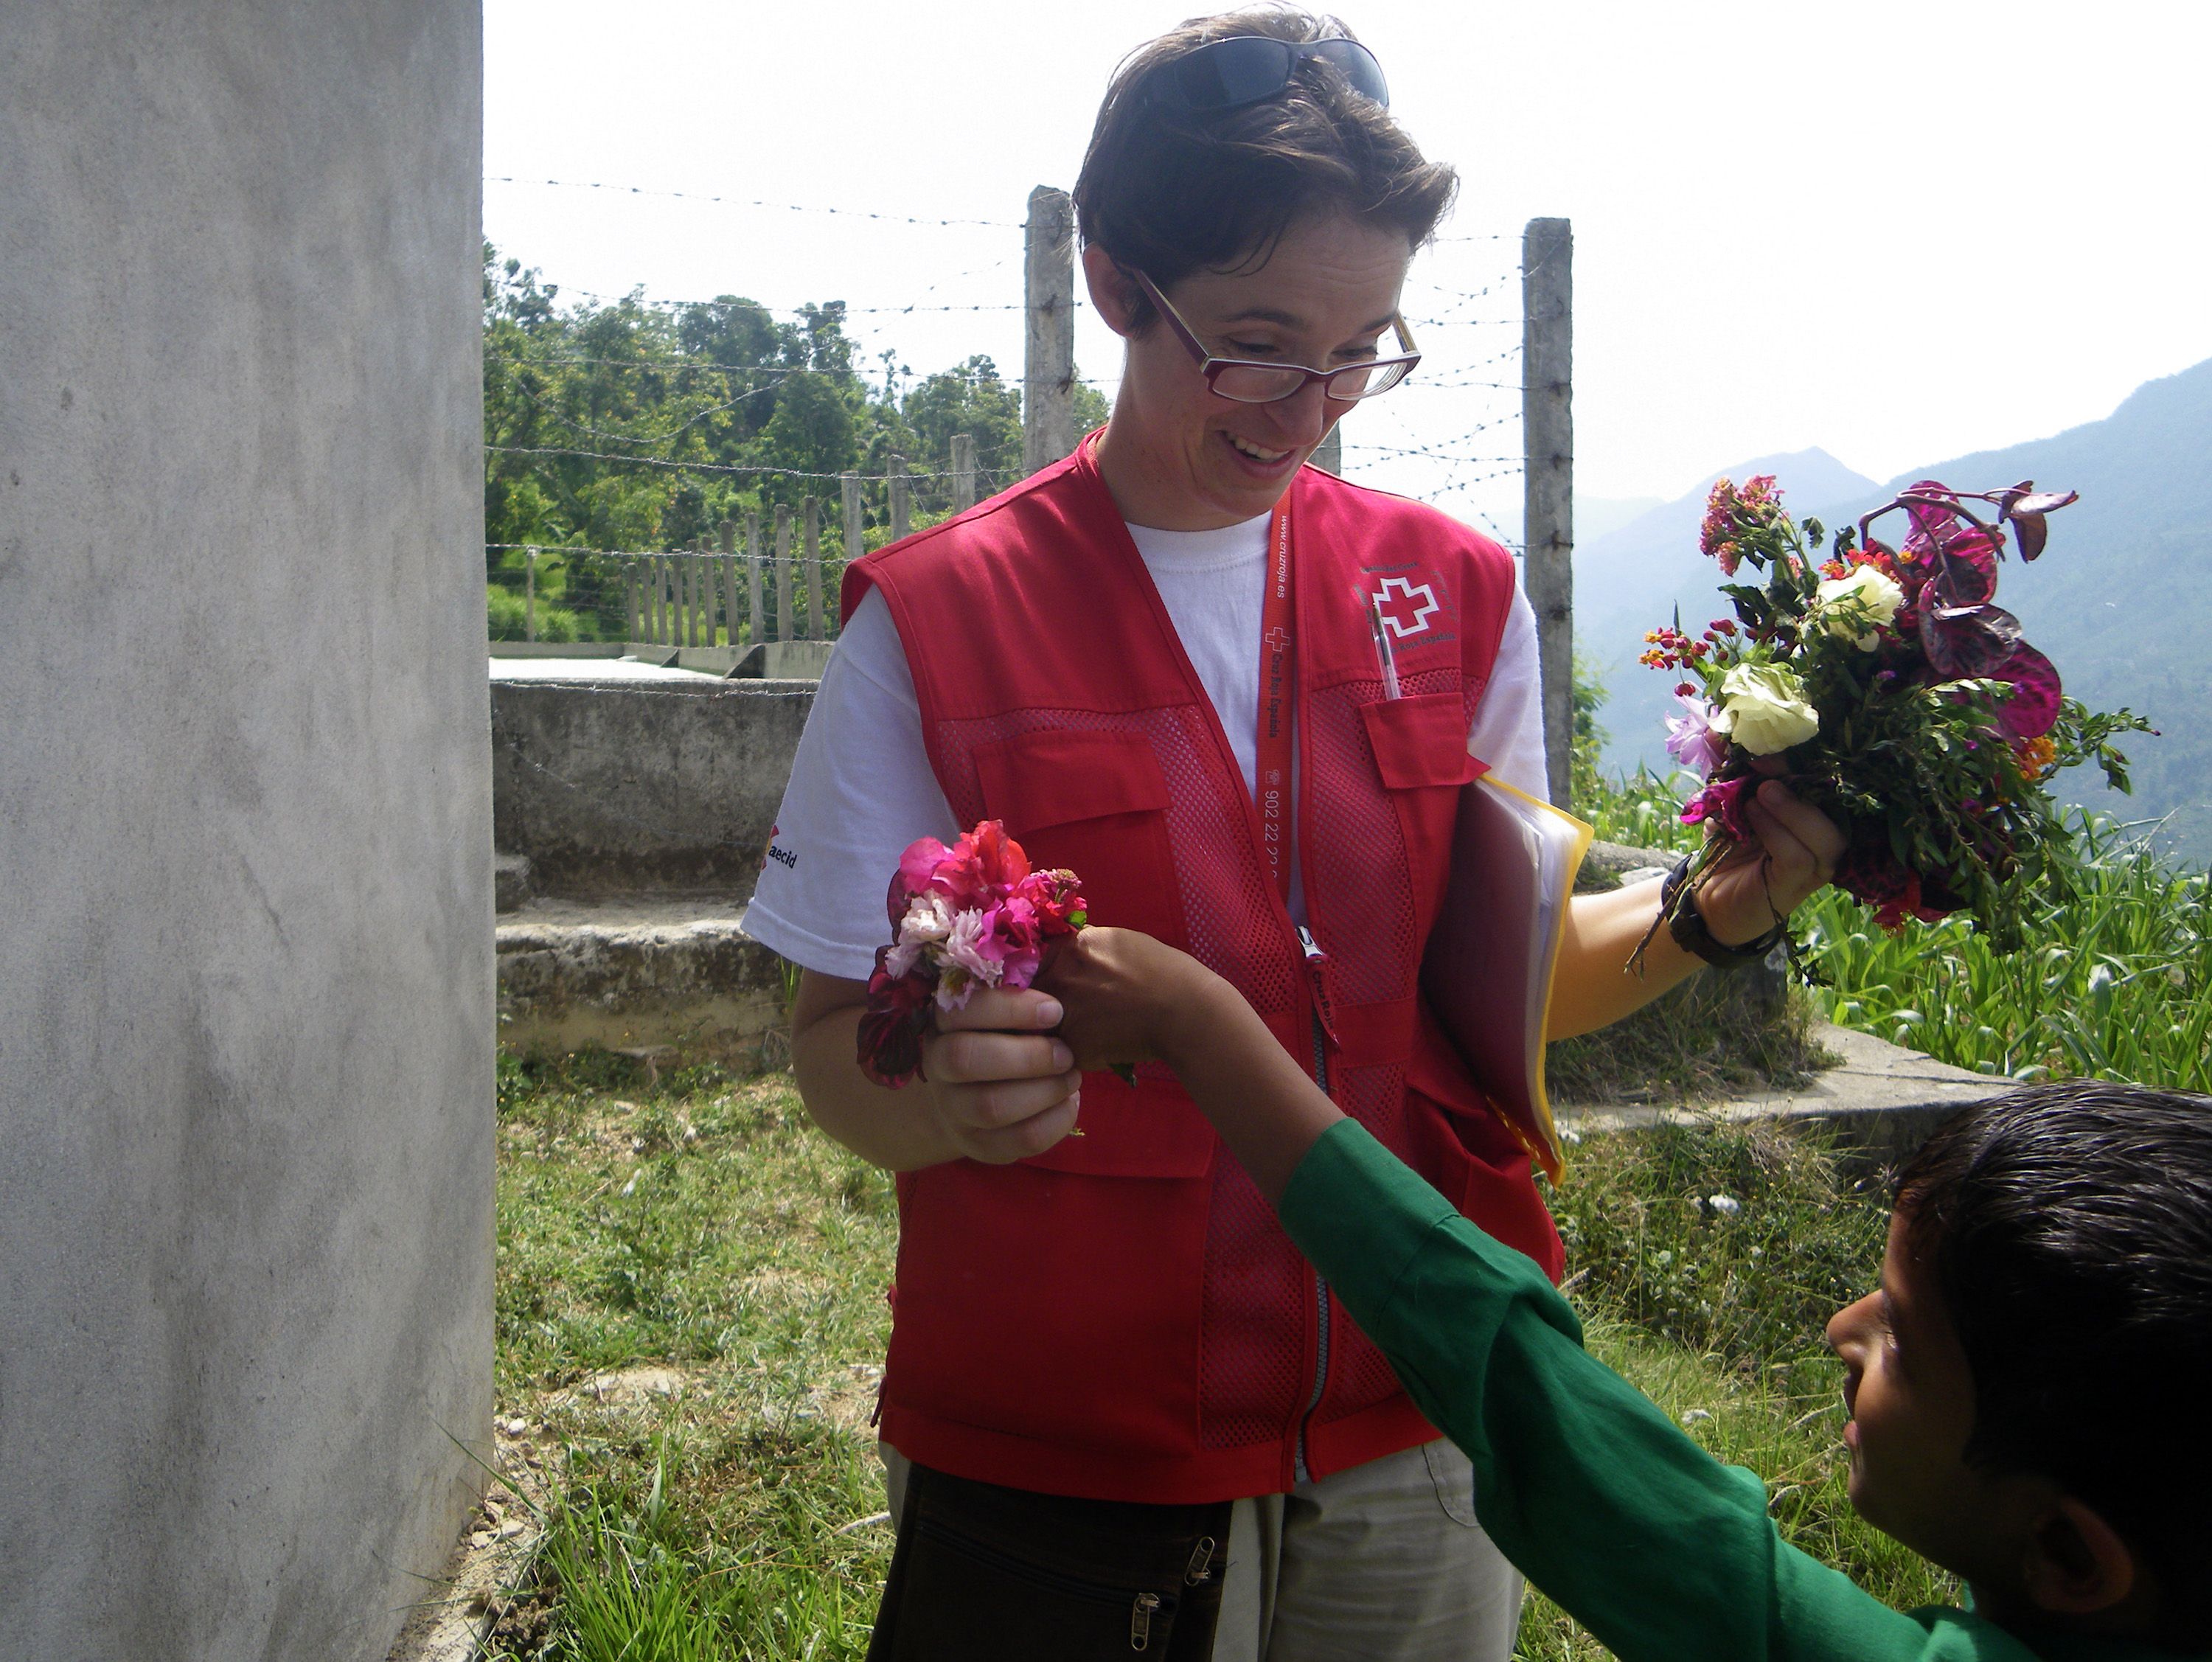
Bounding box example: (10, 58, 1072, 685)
(1144, 35, 1389, 113)
(1133, 270, 1421, 405)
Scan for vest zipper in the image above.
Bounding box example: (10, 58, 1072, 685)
(1293, 1006, 1332, 1484)
(1132, 1590, 1161, 1651)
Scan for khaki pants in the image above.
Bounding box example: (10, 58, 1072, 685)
(880, 1441, 1522, 1661)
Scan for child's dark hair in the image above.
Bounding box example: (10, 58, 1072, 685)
(1074, 5, 1456, 330)
(1896, 1080, 2212, 1641)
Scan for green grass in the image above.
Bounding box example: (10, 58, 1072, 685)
(487, 1050, 896, 1661)
(486, 1051, 1961, 1661)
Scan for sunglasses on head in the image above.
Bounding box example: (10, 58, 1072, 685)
(1144, 35, 1389, 114)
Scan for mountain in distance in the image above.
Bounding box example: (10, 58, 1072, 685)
(1585, 357, 2212, 861)
(1576, 495, 1666, 543)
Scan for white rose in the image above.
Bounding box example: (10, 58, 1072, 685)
(1711, 661, 1820, 755)
(1815, 565, 1905, 650)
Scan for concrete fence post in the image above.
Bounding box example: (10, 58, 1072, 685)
(1023, 184, 1077, 473)
(840, 471, 863, 640)
(524, 546, 537, 642)
(952, 432, 976, 512)
(1312, 425, 1343, 476)
(804, 496, 824, 642)
(889, 454, 910, 546)
(774, 504, 795, 644)
(745, 510, 763, 647)
(625, 556, 641, 644)
(1522, 216, 1575, 808)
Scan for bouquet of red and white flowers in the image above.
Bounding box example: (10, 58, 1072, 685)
(858, 819, 1094, 1088)
(1646, 474, 2151, 953)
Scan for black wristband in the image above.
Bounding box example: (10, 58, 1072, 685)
(1660, 855, 1784, 971)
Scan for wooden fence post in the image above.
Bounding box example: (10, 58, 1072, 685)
(1523, 216, 1575, 808)
(647, 554, 661, 643)
(951, 432, 976, 512)
(803, 496, 824, 641)
(717, 519, 737, 647)
(625, 556, 640, 644)
(1023, 184, 1077, 474)
(524, 547, 537, 641)
(693, 537, 712, 647)
(678, 543, 694, 647)
(774, 504, 795, 644)
(745, 510, 763, 647)
(889, 454, 910, 545)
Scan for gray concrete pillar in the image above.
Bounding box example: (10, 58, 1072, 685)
(0, 5, 492, 1659)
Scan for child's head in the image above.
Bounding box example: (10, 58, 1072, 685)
(1826, 1080, 2212, 1646)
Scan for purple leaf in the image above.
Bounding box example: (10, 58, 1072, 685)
(2009, 490, 2077, 517)
(1920, 599, 2025, 678)
(2011, 511, 2048, 561)
(1992, 644, 2062, 740)
(1933, 525, 2003, 601)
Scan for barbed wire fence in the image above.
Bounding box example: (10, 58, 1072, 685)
(481, 178, 1571, 781)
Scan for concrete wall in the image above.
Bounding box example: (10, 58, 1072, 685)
(493, 679, 816, 897)
(0, 7, 490, 1661)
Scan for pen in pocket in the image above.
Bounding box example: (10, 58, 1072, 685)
(1365, 591, 1402, 699)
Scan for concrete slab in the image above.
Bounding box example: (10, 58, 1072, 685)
(732, 639, 836, 680)
(496, 897, 791, 1066)
(489, 641, 627, 659)
(489, 656, 723, 684)
(1559, 1023, 2000, 1166)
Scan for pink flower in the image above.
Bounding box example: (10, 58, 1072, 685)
(1663, 693, 1729, 778)
(1680, 775, 1756, 843)
(860, 821, 1098, 1085)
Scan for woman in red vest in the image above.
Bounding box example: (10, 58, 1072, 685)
(745, 10, 1843, 1658)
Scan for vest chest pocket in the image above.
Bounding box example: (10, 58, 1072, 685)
(1358, 692, 1481, 942)
(971, 727, 1211, 1179)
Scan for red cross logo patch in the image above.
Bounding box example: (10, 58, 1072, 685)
(1372, 577, 1441, 639)
(1264, 625, 1290, 655)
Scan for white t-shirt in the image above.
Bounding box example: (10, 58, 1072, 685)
(742, 513, 1548, 980)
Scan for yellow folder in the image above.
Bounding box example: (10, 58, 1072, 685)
(1419, 773, 1593, 1181)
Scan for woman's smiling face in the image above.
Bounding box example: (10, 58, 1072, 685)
(1085, 213, 1412, 530)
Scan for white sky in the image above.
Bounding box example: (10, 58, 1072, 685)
(485, 0, 2212, 535)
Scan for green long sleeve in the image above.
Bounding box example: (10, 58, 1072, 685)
(1277, 1120, 2129, 1662)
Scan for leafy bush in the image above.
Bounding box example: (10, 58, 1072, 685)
(490, 583, 583, 642)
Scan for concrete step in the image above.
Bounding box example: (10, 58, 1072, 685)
(495, 896, 790, 1067)
(1557, 1023, 1999, 1168)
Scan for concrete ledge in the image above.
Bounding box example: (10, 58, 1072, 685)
(1560, 1023, 2000, 1167)
(489, 641, 629, 659)
(733, 639, 836, 679)
(496, 897, 790, 1065)
(491, 679, 818, 897)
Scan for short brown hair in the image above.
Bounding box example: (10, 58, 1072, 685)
(1074, 7, 1456, 327)
(1896, 1081, 2212, 1647)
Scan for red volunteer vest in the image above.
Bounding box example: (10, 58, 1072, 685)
(844, 443, 1564, 1504)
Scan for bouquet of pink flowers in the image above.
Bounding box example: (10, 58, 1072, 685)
(858, 820, 1094, 1088)
(1645, 474, 2151, 953)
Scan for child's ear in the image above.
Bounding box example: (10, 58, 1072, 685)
(2021, 1497, 2138, 1616)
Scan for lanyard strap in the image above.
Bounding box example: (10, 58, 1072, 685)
(1255, 501, 1295, 905)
